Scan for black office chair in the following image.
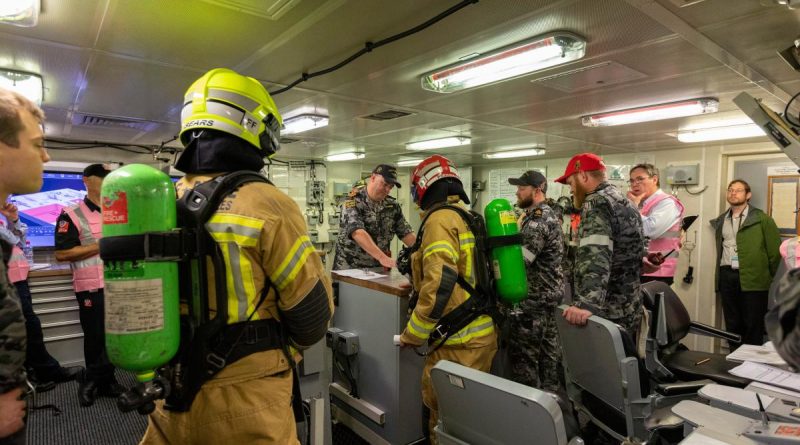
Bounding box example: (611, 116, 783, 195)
(641, 281, 750, 387)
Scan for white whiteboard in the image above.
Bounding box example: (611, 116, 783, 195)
(487, 167, 546, 203)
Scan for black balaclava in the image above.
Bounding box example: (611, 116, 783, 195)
(420, 178, 470, 211)
(175, 129, 265, 174)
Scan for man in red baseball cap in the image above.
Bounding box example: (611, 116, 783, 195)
(556, 153, 648, 338)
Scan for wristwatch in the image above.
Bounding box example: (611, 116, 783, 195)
(572, 301, 584, 309)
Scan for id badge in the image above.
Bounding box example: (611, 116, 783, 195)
(731, 254, 739, 270)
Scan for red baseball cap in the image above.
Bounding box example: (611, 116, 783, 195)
(554, 153, 606, 184)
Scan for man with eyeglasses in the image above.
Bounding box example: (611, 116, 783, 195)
(626, 163, 684, 286)
(333, 164, 416, 270)
(711, 179, 781, 349)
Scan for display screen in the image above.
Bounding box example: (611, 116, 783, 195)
(11, 172, 86, 248)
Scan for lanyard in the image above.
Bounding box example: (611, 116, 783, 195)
(728, 205, 747, 239)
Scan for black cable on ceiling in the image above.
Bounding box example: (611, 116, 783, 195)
(269, 0, 480, 96)
(783, 90, 800, 128)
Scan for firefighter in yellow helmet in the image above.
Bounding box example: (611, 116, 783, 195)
(399, 155, 497, 443)
(139, 68, 333, 445)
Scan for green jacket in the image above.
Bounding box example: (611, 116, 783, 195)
(711, 206, 781, 292)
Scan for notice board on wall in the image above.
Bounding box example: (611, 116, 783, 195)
(487, 167, 547, 203)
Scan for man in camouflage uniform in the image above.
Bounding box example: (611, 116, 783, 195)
(333, 164, 416, 270)
(558, 153, 646, 337)
(506, 171, 564, 392)
(0, 87, 51, 443)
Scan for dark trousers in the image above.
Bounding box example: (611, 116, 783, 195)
(75, 289, 114, 383)
(641, 275, 674, 286)
(718, 266, 768, 349)
(14, 281, 61, 381)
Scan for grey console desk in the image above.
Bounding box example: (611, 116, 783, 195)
(330, 270, 425, 445)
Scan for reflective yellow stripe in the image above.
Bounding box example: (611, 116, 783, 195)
(443, 315, 494, 345)
(270, 236, 315, 290)
(206, 214, 265, 323)
(406, 311, 435, 341)
(423, 241, 457, 261)
(459, 232, 475, 287)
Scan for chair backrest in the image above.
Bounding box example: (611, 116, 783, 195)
(431, 360, 569, 445)
(555, 306, 644, 413)
(641, 281, 691, 348)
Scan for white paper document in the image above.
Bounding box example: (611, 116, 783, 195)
(726, 343, 788, 366)
(749, 381, 800, 400)
(729, 361, 800, 391)
(333, 269, 387, 280)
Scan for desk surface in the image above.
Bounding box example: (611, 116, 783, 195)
(331, 269, 411, 297)
(28, 264, 71, 279)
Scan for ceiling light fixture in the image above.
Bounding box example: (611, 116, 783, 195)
(421, 32, 586, 93)
(582, 98, 719, 127)
(406, 136, 470, 151)
(482, 148, 546, 159)
(0, 69, 42, 105)
(282, 114, 329, 135)
(0, 0, 39, 27)
(396, 159, 424, 167)
(676, 124, 765, 143)
(324, 151, 365, 162)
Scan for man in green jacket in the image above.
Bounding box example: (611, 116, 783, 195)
(711, 179, 781, 349)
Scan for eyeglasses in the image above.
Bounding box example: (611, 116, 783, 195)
(628, 176, 651, 185)
(727, 188, 747, 194)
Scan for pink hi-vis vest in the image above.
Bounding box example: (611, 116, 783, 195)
(7, 245, 29, 284)
(64, 200, 104, 292)
(642, 193, 685, 278)
(780, 237, 800, 269)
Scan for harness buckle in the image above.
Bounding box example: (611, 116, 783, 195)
(205, 353, 226, 373)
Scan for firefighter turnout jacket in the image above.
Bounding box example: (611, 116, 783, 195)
(141, 174, 333, 445)
(400, 196, 495, 349)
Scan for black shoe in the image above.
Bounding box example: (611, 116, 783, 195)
(32, 379, 56, 393)
(78, 378, 98, 407)
(52, 366, 84, 383)
(97, 382, 125, 398)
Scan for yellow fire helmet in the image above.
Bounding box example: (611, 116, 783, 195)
(180, 68, 283, 157)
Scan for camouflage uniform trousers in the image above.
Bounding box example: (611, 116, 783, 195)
(506, 303, 562, 392)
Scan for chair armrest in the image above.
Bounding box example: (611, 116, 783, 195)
(688, 321, 741, 343)
(655, 379, 715, 396)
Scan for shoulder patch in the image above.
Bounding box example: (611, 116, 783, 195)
(57, 220, 69, 233)
(533, 208, 543, 218)
(344, 200, 356, 208)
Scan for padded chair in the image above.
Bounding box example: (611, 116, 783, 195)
(641, 281, 750, 387)
(555, 305, 702, 443)
(431, 360, 584, 445)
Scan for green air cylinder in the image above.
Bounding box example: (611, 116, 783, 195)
(483, 198, 528, 304)
(101, 164, 180, 382)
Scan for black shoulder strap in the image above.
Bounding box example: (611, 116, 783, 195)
(177, 171, 273, 226)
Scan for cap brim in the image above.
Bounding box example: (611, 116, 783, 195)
(388, 179, 402, 188)
(507, 178, 526, 186)
(554, 173, 570, 184)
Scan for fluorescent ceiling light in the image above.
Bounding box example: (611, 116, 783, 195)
(396, 159, 423, 167)
(0, 0, 39, 27)
(283, 114, 329, 135)
(406, 136, 470, 151)
(676, 124, 765, 143)
(582, 98, 719, 127)
(0, 69, 42, 106)
(482, 148, 545, 159)
(324, 152, 365, 162)
(421, 32, 586, 93)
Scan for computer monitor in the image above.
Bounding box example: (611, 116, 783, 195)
(10, 171, 87, 248)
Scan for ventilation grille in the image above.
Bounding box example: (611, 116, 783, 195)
(198, 0, 300, 20)
(289, 160, 307, 169)
(71, 113, 159, 132)
(668, 0, 709, 6)
(360, 109, 414, 121)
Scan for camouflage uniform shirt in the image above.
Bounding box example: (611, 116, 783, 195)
(507, 201, 566, 392)
(333, 187, 413, 270)
(0, 240, 26, 393)
(574, 182, 645, 334)
(519, 201, 565, 308)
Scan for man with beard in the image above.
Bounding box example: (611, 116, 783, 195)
(711, 179, 780, 349)
(505, 170, 564, 391)
(557, 153, 647, 338)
